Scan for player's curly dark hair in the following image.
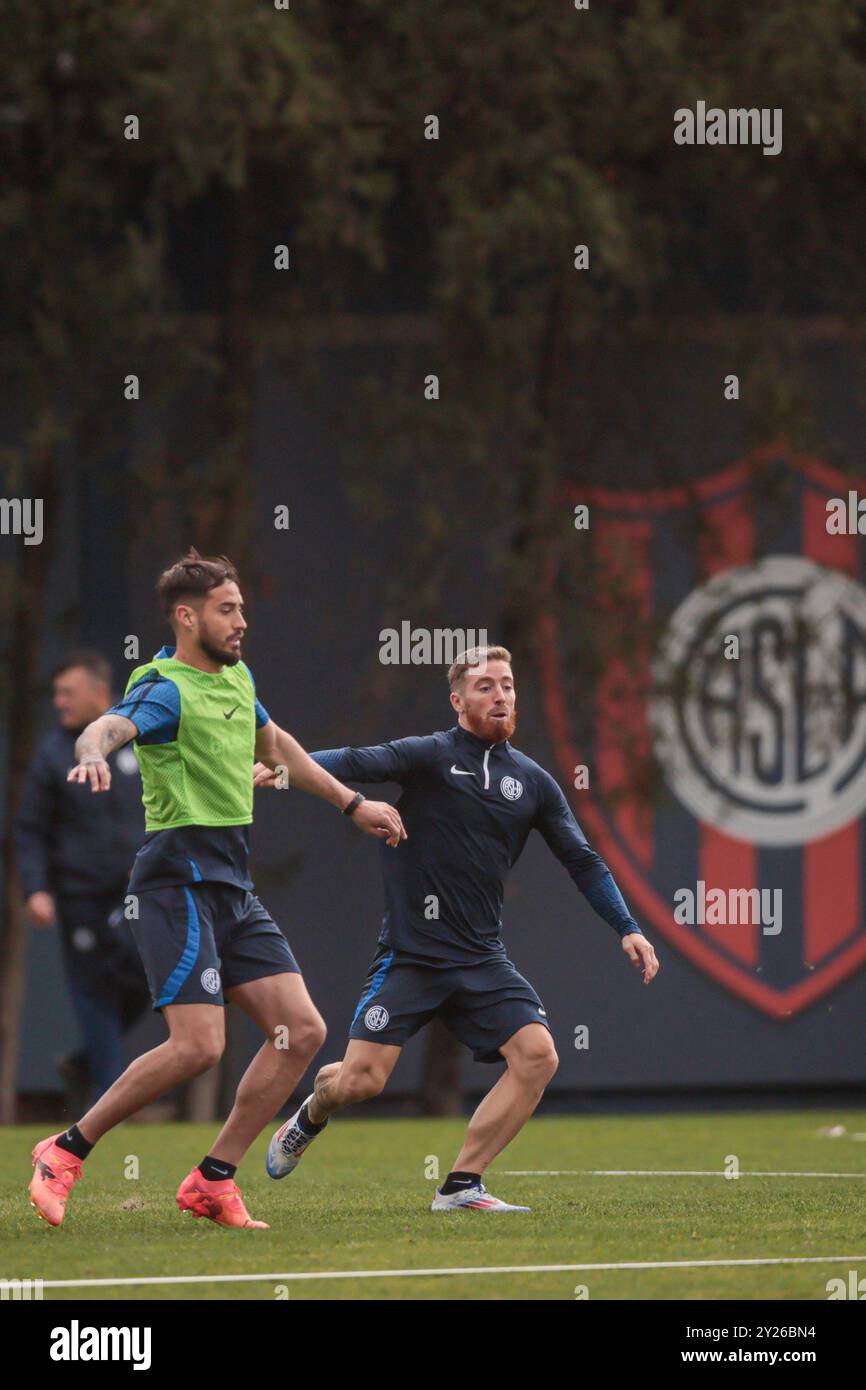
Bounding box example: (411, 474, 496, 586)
(157, 547, 238, 623)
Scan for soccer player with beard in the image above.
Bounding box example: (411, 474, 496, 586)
(262, 645, 658, 1211)
(27, 549, 405, 1229)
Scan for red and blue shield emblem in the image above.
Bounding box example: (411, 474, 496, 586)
(540, 448, 866, 1017)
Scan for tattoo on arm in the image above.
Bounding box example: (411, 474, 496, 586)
(74, 714, 137, 764)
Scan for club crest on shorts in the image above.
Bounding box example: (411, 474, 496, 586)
(364, 1005, 390, 1031)
(500, 775, 524, 801)
(540, 450, 866, 1018)
(200, 968, 221, 995)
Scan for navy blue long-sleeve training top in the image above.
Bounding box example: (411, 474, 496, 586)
(311, 723, 641, 966)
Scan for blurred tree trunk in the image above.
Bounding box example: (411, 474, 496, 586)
(499, 284, 566, 658)
(187, 186, 257, 566)
(184, 1062, 221, 1123)
(420, 1017, 463, 1116)
(0, 433, 58, 1123)
(182, 184, 258, 1123)
(419, 286, 567, 1116)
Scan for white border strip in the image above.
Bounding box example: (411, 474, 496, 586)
(499, 1169, 866, 1178)
(32, 1254, 866, 1289)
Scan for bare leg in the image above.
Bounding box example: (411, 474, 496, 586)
(450, 1024, 558, 1176)
(77, 1004, 225, 1144)
(307, 1040, 402, 1123)
(209, 974, 326, 1167)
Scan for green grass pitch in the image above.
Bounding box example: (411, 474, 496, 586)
(2, 1111, 865, 1300)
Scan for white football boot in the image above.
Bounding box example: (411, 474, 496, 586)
(266, 1095, 327, 1179)
(431, 1180, 531, 1212)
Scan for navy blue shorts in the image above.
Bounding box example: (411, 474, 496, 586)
(130, 882, 300, 1010)
(348, 945, 552, 1063)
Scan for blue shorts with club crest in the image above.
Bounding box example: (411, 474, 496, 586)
(348, 943, 552, 1063)
(130, 881, 300, 1010)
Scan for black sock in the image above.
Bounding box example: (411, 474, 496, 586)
(440, 1170, 481, 1195)
(57, 1124, 94, 1161)
(296, 1100, 327, 1136)
(199, 1155, 236, 1182)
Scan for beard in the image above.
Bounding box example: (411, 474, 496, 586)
(464, 707, 517, 743)
(199, 625, 241, 667)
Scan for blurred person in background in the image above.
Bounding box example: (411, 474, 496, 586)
(14, 649, 150, 1109)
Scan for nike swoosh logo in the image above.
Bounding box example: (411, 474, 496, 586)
(223, 706, 239, 720)
(450, 765, 474, 776)
(537, 1008, 547, 1016)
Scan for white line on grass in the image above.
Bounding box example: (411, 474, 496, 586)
(33, 1254, 866, 1290)
(499, 1169, 866, 1178)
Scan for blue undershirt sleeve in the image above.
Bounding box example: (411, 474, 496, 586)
(108, 672, 181, 744)
(242, 664, 270, 727)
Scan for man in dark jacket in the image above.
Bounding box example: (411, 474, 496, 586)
(15, 650, 150, 1104)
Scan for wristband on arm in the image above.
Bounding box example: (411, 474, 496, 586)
(342, 791, 365, 816)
